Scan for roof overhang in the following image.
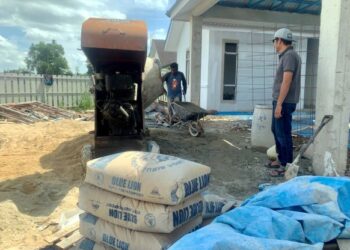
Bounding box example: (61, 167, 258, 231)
(217, 0, 321, 15)
(167, 0, 220, 21)
(165, 0, 320, 52)
(203, 5, 320, 26)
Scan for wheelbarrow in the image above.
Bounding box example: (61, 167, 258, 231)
(168, 101, 209, 137)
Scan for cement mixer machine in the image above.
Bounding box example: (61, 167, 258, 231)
(81, 18, 147, 156)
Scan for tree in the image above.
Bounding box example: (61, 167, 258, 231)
(25, 40, 71, 75)
(4, 68, 31, 74)
(86, 60, 94, 75)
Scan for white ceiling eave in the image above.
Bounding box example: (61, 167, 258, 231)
(167, 0, 219, 20)
(203, 5, 320, 26)
(164, 20, 185, 52)
(165, 0, 219, 52)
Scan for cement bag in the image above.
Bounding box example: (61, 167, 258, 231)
(142, 57, 164, 109)
(85, 151, 211, 205)
(79, 213, 202, 250)
(76, 238, 114, 250)
(201, 191, 239, 219)
(79, 183, 203, 233)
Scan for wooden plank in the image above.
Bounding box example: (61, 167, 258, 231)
(5, 101, 76, 119)
(4, 74, 8, 103)
(337, 239, 350, 250)
(10, 77, 15, 103)
(0, 74, 6, 104)
(34, 101, 76, 118)
(64, 77, 69, 107)
(45, 224, 79, 244)
(0, 105, 36, 123)
(56, 229, 82, 249)
(17, 75, 22, 102)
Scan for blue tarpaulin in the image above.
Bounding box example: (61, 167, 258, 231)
(169, 176, 350, 250)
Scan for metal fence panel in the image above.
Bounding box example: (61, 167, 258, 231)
(0, 73, 92, 107)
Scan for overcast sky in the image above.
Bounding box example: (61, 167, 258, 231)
(0, 0, 176, 73)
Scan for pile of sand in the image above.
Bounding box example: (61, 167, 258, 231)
(0, 120, 93, 249)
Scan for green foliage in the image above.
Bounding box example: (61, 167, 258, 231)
(77, 92, 94, 111)
(25, 40, 71, 75)
(4, 68, 31, 74)
(58, 99, 65, 108)
(86, 60, 94, 75)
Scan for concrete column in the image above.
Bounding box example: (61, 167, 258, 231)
(313, 0, 350, 175)
(189, 16, 202, 105)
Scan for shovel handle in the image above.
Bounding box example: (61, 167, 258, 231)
(299, 115, 333, 157)
(313, 115, 333, 139)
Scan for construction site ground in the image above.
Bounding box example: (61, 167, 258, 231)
(0, 117, 312, 249)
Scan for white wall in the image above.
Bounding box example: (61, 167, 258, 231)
(176, 23, 190, 100)
(204, 27, 309, 112)
(293, 37, 308, 111)
(173, 23, 313, 112)
(200, 29, 210, 109)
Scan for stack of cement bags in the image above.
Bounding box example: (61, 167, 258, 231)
(76, 151, 211, 250)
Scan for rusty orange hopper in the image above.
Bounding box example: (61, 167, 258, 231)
(81, 18, 147, 72)
(81, 18, 148, 157)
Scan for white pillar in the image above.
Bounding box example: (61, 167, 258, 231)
(313, 0, 350, 175)
(189, 16, 202, 105)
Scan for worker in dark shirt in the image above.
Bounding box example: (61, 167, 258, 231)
(268, 28, 301, 177)
(162, 62, 187, 104)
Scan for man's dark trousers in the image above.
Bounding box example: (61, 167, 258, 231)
(271, 101, 296, 166)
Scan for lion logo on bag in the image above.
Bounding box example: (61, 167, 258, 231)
(91, 200, 100, 211)
(95, 173, 104, 186)
(171, 183, 179, 202)
(88, 228, 96, 240)
(144, 213, 156, 227)
(151, 187, 160, 196)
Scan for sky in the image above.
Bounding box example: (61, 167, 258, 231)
(0, 0, 176, 73)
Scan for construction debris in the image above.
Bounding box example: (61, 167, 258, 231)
(45, 224, 80, 244)
(55, 230, 82, 249)
(0, 101, 84, 123)
(44, 209, 83, 249)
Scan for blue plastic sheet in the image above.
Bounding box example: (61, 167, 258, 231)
(169, 176, 350, 250)
(243, 176, 350, 239)
(169, 223, 323, 250)
(215, 206, 306, 242)
(277, 210, 343, 243)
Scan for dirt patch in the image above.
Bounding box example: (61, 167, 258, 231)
(0, 120, 93, 249)
(0, 117, 312, 249)
(148, 121, 276, 200)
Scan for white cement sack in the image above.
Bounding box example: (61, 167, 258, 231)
(142, 57, 164, 109)
(75, 238, 114, 250)
(79, 213, 202, 250)
(85, 151, 211, 205)
(78, 183, 203, 233)
(201, 191, 238, 219)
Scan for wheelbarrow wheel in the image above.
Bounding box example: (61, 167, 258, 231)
(189, 121, 202, 137)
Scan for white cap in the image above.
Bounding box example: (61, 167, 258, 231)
(274, 28, 295, 42)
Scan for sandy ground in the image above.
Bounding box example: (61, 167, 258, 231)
(0, 120, 93, 250)
(0, 117, 311, 249)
